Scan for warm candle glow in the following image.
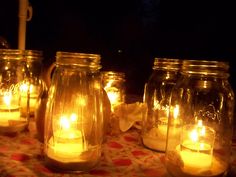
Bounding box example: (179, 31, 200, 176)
(173, 105, 179, 119)
(178, 120, 215, 174)
(104, 80, 121, 109)
(142, 104, 180, 152)
(4, 92, 12, 106)
(0, 92, 21, 126)
(47, 113, 87, 162)
(20, 83, 38, 115)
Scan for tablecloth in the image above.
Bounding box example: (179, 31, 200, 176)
(0, 128, 236, 177)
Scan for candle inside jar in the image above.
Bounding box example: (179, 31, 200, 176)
(104, 79, 122, 111)
(179, 120, 215, 173)
(20, 83, 38, 116)
(0, 93, 21, 126)
(47, 113, 87, 162)
(142, 105, 180, 151)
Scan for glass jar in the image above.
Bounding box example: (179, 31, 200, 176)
(0, 49, 30, 134)
(44, 51, 103, 171)
(21, 50, 48, 117)
(141, 58, 181, 152)
(165, 60, 235, 177)
(102, 71, 125, 111)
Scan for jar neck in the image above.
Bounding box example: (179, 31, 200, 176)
(181, 60, 230, 78)
(56, 51, 101, 70)
(153, 58, 181, 71)
(0, 49, 24, 60)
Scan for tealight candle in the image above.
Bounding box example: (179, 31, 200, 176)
(0, 93, 21, 126)
(178, 120, 215, 174)
(47, 130, 86, 162)
(46, 114, 87, 162)
(0, 105, 21, 126)
(142, 105, 180, 151)
(102, 71, 125, 111)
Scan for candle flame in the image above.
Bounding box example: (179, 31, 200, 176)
(107, 91, 119, 104)
(190, 130, 198, 142)
(190, 120, 206, 142)
(59, 114, 79, 139)
(60, 116, 70, 129)
(198, 120, 203, 126)
(197, 120, 205, 136)
(4, 92, 12, 106)
(70, 113, 77, 122)
(59, 113, 78, 129)
(173, 105, 179, 119)
(20, 83, 34, 93)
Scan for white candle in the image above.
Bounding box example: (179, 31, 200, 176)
(179, 141, 212, 172)
(0, 93, 21, 126)
(142, 117, 168, 151)
(143, 105, 180, 151)
(46, 113, 87, 162)
(178, 120, 215, 174)
(47, 130, 86, 162)
(0, 105, 21, 126)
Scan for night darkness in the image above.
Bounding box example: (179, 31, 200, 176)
(0, 0, 235, 96)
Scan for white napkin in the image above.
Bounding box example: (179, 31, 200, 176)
(113, 102, 147, 132)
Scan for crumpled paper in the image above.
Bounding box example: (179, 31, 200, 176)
(113, 102, 147, 132)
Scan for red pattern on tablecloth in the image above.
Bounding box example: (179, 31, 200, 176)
(0, 129, 236, 177)
(11, 153, 30, 161)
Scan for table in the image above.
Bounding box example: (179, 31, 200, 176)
(0, 127, 236, 177)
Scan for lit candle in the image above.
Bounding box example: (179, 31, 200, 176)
(104, 79, 122, 111)
(106, 88, 120, 105)
(20, 83, 38, 116)
(0, 92, 21, 126)
(47, 113, 87, 162)
(104, 80, 122, 111)
(178, 120, 215, 174)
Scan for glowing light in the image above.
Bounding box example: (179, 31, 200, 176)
(173, 105, 179, 119)
(3, 92, 12, 106)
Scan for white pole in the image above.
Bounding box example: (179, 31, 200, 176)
(18, 0, 32, 50)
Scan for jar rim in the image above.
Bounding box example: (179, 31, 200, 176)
(153, 58, 181, 70)
(181, 60, 229, 77)
(0, 49, 25, 60)
(56, 51, 101, 69)
(24, 50, 43, 61)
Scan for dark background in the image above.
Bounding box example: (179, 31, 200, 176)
(0, 0, 235, 96)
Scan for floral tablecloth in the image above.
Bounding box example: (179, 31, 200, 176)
(0, 128, 236, 177)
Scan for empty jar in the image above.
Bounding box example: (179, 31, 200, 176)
(142, 58, 181, 152)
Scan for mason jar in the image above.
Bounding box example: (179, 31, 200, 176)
(165, 60, 234, 177)
(102, 71, 125, 111)
(141, 58, 181, 152)
(44, 51, 103, 171)
(21, 50, 48, 117)
(0, 49, 30, 134)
